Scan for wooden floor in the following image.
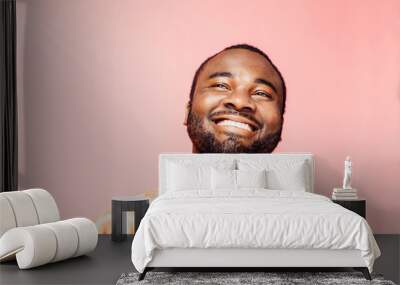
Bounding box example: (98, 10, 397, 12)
(0, 235, 398, 285)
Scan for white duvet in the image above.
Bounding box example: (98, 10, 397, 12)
(131, 189, 380, 273)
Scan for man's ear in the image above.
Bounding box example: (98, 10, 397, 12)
(183, 101, 190, 126)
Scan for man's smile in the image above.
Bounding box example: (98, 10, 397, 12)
(217, 119, 253, 132)
(209, 113, 261, 133)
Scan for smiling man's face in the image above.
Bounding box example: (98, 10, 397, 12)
(185, 48, 284, 153)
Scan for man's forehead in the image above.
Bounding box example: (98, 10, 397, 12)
(200, 49, 280, 81)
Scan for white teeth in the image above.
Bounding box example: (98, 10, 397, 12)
(217, 120, 252, 131)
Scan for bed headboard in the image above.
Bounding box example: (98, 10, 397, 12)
(159, 153, 315, 194)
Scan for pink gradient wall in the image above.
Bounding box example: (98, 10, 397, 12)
(16, 0, 400, 233)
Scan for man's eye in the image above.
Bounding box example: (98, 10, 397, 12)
(254, 91, 272, 99)
(212, 83, 229, 90)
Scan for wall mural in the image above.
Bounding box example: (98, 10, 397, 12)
(18, 1, 400, 234)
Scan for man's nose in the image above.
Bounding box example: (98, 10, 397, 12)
(222, 89, 256, 113)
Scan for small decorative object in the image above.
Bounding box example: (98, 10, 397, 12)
(342, 156, 352, 189)
(332, 156, 359, 200)
(332, 188, 358, 200)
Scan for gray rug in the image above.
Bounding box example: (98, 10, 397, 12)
(116, 272, 396, 285)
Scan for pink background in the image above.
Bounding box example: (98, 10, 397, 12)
(16, 0, 400, 233)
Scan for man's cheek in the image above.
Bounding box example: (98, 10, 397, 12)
(269, 117, 282, 133)
(261, 112, 282, 133)
(193, 93, 222, 113)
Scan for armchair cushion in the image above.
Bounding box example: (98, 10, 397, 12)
(0, 188, 60, 236)
(0, 218, 98, 269)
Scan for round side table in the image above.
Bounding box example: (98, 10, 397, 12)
(111, 196, 149, 242)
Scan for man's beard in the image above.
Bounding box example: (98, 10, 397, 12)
(186, 111, 283, 153)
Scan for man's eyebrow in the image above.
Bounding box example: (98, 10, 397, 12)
(208, 72, 233, 79)
(254, 78, 278, 93)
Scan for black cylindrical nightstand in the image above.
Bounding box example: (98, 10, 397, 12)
(332, 199, 366, 218)
(111, 196, 149, 242)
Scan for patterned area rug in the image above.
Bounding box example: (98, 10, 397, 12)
(116, 272, 396, 285)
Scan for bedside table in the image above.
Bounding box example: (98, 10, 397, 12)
(332, 199, 366, 218)
(111, 196, 149, 242)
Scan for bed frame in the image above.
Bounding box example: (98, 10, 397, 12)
(141, 248, 370, 280)
(139, 153, 372, 280)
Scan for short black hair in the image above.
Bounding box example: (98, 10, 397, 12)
(188, 44, 286, 115)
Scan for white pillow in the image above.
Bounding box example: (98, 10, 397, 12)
(211, 169, 267, 190)
(166, 159, 236, 191)
(237, 169, 267, 188)
(211, 168, 236, 190)
(266, 163, 307, 191)
(238, 159, 309, 191)
(167, 162, 210, 191)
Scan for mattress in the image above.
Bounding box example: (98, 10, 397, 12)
(131, 189, 380, 273)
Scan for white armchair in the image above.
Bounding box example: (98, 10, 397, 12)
(0, 188, 98, 269)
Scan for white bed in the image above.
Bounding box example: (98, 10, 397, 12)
(131, 153, 380, 280)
